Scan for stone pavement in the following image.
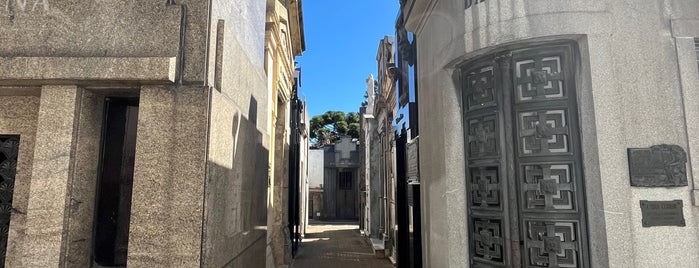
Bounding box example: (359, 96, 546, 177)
(291, 221, 394, 268)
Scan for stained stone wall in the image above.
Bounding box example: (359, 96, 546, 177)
(369, 132, 383, 238)
(202, 0, 270, 266)
(0, 93, 39, 267)
(405, 0, 699, 267)
(62, 90, 106, 267)
(203, 89, 268, 267)
(128, 86, 209, 267)
(0, 0, 272, 267)
(0, 0, 212, 82)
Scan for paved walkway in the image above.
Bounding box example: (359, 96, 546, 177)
(291, 221, 394, 268)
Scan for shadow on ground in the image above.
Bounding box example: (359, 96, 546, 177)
(291, 221, 393, 268)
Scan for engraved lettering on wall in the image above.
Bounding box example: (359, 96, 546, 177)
(3, 0, 49, 15)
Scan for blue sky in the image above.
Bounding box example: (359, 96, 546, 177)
(298, 0, 400, 118)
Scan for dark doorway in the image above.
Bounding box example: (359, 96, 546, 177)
(0, 136, 19, 268)
(93, 98, 139, 267)
(336, 171, 356, 220)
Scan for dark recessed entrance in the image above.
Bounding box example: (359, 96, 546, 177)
(93, 98, 139, 267)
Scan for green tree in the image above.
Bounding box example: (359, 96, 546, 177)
(310, 111, 360, 146)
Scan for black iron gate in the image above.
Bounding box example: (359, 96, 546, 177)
(0, 136, 19, 267)
(289, 75, 302, 257)
(396, 128, 423, 268)
(463, 43, 589, 267)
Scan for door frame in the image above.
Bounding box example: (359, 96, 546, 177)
(460, 41, 594, 268)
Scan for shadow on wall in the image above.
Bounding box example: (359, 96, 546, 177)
(203, 96, 269, 268)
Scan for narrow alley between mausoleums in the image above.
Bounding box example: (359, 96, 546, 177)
(1, 0, 699, 267)
(291, 221, 393, 268)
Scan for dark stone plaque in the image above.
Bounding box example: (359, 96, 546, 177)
(628, 144, 687, 187)
(640, 200, 685, 227)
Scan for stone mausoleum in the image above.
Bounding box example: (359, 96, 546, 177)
(0, 0, 276, 267)
(308, 137, 360, 221)
(400, 0, 699, 267)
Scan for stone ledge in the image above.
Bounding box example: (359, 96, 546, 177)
(671, 19, 699, 37)
(0, 57, 177, 85)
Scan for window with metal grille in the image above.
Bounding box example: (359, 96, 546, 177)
(339, 171, 352, 190)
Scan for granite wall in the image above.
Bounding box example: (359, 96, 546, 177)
(0, 93, 39, 267)
(406, 0, 699, 267)
(21, 86, 84, 267)
(201, 0, 270, 266)
(127, 86, 209, 267)
(62, 89, 106, 267)
(0, 0, 212, 82)
(202, 90, 269, 267)
(0, 0, 272, 267)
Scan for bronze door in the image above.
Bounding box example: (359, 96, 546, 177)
(463, 44, 589, 268)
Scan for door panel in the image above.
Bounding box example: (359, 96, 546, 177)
(0, 136, 19, 268)
(465, 43, 589, 268)
(336, 171, 356, 219)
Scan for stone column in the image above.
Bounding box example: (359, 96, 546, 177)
(22, 85, 81, 267)
(127, 86, 208, 267)
(267, 100, 291, 267)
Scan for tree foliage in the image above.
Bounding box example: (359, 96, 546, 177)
(310, 111, 360, 146)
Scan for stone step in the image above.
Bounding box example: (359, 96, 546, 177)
(370, 238, 386, 258)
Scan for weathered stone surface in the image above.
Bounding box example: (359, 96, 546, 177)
(0, 1, 181, 58)
(0, 0, 213, 83)
(127, 85, 208, 267)
(0, 57, 177, 84)
(21, 85, 79, 267)
(0, 94, 39, 268)
(407, 0, 699, 267)
(63, 90, 104, 267)
(202, 89, 269, 267)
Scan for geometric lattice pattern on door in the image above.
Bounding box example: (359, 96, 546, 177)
(470, 166, 501, 209)
(464, 44, 588, 268)
(0, 136, 19, 268)
(525, 221, 581, 268)
(515, 56, 565, 102)
(473, 217, 505, 264)
(521, 164, 575, 211)
(519, 110, 569, 155)
(466, 66, 496, 110)
(468, 114, 498, 158)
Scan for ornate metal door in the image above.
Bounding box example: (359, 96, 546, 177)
(463, 44, 589, 268)
(0, 136, 19, 267)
